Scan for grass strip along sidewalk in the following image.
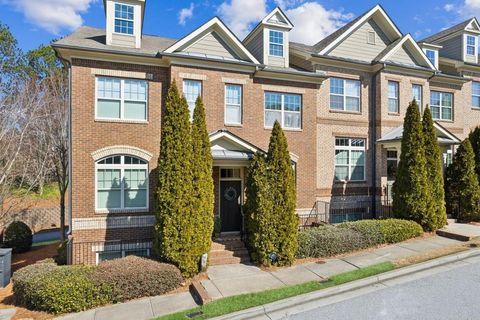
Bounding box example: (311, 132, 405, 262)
(158, 262, 395, 320)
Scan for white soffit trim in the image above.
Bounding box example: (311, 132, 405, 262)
(262, 7, 293, 29)
(91, 145, 153, 161)
(434, 122, 461, 143)
(466, 18, 480, 33)
(380, 34, 436, 70)
(210, 131, 260, 153)
(319, 5, 402, 55)
(164, 17, 260, 65)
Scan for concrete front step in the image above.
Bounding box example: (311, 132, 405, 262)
(210, 237, 250, 265)
(211, 241, 246, 251)
(210, 255, 250, 265)
(210, 248, 249, 259)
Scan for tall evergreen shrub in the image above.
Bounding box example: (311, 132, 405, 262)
(468, 126, 480, 179)
(191, 96, 214, 261)
(445, 138, 480, 221)
(422, 106, 447, 229)
(153, 80, 198, 276)
(392, 100, 434, 230)
(266, 122, 298, 266)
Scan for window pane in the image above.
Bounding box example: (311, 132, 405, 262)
(412, 85, 422, 105)
(265, 111, 281, 127)
(98, 78, 121, 99)
(97, 99, 120, 118)
(473, 82, 480, 107)
(97, 190, 121, 209)
(388, 98, 398, 113)
(265, 93, 282, 110)
(284, 112, 300, 129)
(124, 189, 147, 208)
(335, 150, 349, 165)
(431, 106, 440, 119)
(442, 93, 452, 107)
(351, 150, 365, 166)
(225, 85, 241, 105)
(124, 101, 146, 120)
(330, 95, 344, 110)
(442, 107, 452, 120)
(345, 80, 360, 97)
(225, 85, 242, 124)
(124, 169, 147, 189)
(98, 251, 122, 263)
(226, 105, 241, 124)
(335, 138, 349, 147)
(345, 97, 360, 111)
(388, 82, 398, 98)
(334, 166, 348, 181)
(284, 95, 301, 111)
(124, 80, 147, 101)
(473, 96, 480, 108)
(183, 80, 202, 118)
(114, 19, 134, 35)
(351, 166, 365, 181)
(330, 78, 344, 95)
(426, 50, 436, 65)
(430, 92, 440, 105)
(269, 31, 284, 57)
(125, 249, 149, 257)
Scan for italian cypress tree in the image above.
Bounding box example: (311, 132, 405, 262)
(445, 138, 480, 222)
(244, 153, 275, 265)
(422, 106, 447, 230)
(191, 96, 214, 262)
(266, 121, 298, 266)
(392, 100, 434, 230)
(153, 80, 197, 276)
(468, 126, 480, 179)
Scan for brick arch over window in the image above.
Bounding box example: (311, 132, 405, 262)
(91, 146, 153, 162)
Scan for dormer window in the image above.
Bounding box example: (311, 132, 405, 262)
(269, 30, 284, 57)
(115, 3, 134, 35)
(466, 35, 476, 56)
(425, 49, 436, 66)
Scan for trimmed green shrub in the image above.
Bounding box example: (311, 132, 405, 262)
(191, 96, 214, 261)
(4, 221, 32, 253)
(93, 256, 183, 302)
(244, 154, 275, 265)
(393, 100, 433, 231)
(380, 219, 423, 243)
(266, 122, 298, 266)
(469, 126, 480, 179)
(154, 80, 198, 277)
(445, 138, 480, 221)
(422, 107, 447, 230)
(298, 219, 424, 259)
(297, 225, 367, 259)
(55, 241, 67, 265)
(12, 263, 111, 314)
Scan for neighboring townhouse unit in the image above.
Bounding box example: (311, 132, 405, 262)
(53, 1, 479, 264)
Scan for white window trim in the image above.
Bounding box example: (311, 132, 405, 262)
(95, 77, 148, 122)
(329, 78, 361, 112)
(114, 2, 135, 36)
(388, 81, 399, 113)
(183, 79, 202, 120)
(473, 81, 480, 109)
(334, 138, 366, 182)
(430, 91, 453, 121)
(224, 84, 242, 125)
(466, 35, 477, 56)
(269, 30, 284, 57)
(95, 155, 149, 212)
(412, 84, 423, 109)
(264, 92, 302, 130)
(96, 248, 151, 265)
(367, 31, 376, 45)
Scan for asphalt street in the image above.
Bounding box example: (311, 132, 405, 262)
(290, 259, 480, 320)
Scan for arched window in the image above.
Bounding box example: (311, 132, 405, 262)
(96, 155, 148, 211)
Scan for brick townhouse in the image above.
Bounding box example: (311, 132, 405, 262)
(53, 1, 480, 264)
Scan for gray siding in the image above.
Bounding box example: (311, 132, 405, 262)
(246, 30, 264, 63)
(112, 33, 135, 48)
(439, 34, 463, 61)
(329, 19, 391, 62)
(388, 44, 418, 66)
(184, 32, 239, 59)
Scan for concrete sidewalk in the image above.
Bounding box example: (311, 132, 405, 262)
(55, 235, 462, 320)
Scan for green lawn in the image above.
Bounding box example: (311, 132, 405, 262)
(157, 262, 395, 320)
(32, 239, 61, 247)
(12, 183, 59, 200)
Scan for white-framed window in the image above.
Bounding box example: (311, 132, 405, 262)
(425, 49, 436, 66)
(467, 35, 476, 56)
(269, 30, 284, 57)
(412, 84, 423, 109)
(334, 138, 366, 182)
(330, 78, 361, 112)
(473, 82, 480, 108)
(97, 248, 150, 264)
(183, 79, 202, 119)
(220, 168, 241, 179)
(114, 3, 134, 35)
(367, 31, 376, 44)
(264, 92, 301, 129)
(96, 77, 147, 121)
(388, 81, 399, 113)
(430, 91, 453, 120)
(96, 155, 148, 211)
(225, 84, 242, 125)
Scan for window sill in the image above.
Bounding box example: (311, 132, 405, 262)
(329, 109, 361, 115)
(433, 119, 454, 123)
(225, 123, 243, 127)
(264, 127, 302, 132)
(334, 180, 367, 184)
(95, 208, 149, 214)
(387, 112, 400, 116)
(95, 118, 149, 125)
(113, 32, 135, 37)
(472, 107, 480, 111)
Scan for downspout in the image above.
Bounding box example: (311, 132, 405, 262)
(68, 64, 73, 236)
(371, 63, 386, 218)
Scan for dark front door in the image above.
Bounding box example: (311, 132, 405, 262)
(220, 180, 242, 232)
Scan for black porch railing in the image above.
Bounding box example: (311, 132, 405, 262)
(299, 200, 394, 230)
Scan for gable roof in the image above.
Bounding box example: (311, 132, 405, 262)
(209, 129, 264, 161)
(420, 18, 480, 44)
(377, 122, 461, 145)
(262, 7, 293, 29)
(315, 4, 402, 55)
(375, 34, 436, 69)
(164, 17, 260, 64)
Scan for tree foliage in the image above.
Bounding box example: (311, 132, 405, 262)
(445, 138, 480, 221)
(153, 80, 197, 276)
(422, 106, 447, 229)
(392, 100, 434, 230)
(468, 126, 480, 180)
(191, 96, 214, 261)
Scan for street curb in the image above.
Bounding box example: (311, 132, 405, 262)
(212, 248, 480, 320)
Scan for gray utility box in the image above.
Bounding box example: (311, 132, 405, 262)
(0, 249, 12, 288)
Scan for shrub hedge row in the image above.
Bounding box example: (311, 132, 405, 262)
(297, 219, 423, 259)
(12, 256, 183, 314)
